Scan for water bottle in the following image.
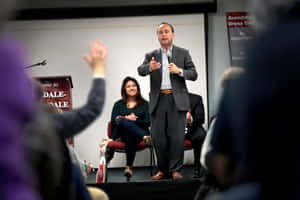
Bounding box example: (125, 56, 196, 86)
(83, 160, 87, 172)
(96, 154, 106, 183)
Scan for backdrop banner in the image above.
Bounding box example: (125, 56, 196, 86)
(226, 12, 254, 67)
(36, 76, 74, 146)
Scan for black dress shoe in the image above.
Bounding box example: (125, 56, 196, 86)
(193, 170, 201, 178)
(193, 163, 202, 178)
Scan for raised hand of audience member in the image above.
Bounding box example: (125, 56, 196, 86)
(83, 40, 108, 75)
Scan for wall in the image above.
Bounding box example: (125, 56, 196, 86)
(7, 0, 249, 168)
(5, 14, 207, 167)
(207, 0, 248, 118)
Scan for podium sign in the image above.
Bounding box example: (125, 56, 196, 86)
(36, 76, 74, 146)
(37, 76, 73, 112)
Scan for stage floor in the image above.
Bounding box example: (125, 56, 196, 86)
(86, 165, 196, 183)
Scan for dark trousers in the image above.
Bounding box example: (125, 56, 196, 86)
(186, 135, 204, 165)
(117, 118, 149, 166)
(186, 124, 206, 167)
(151, 93, 186, 174)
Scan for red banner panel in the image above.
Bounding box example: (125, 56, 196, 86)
(36, 76, 74, 146)
(226, 12, 255, 67)
(227, 12, 252, 27)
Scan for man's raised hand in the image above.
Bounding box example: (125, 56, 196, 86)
(149, 57, 161, 71)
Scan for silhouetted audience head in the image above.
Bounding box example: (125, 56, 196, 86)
(220, 66, 245, 89)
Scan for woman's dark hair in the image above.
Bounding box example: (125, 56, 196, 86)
(121, 76, 145, 107)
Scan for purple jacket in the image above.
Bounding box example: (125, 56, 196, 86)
(0, 37, 40, 200)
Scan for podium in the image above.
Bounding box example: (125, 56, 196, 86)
(36, 76, 74, 146)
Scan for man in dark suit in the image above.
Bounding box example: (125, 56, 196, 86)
(138, 22, 197, 180)
(185, 93, 206, 178)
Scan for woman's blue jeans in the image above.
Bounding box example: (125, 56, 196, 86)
(116, 118, 149, 166)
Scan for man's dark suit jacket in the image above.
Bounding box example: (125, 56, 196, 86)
(186, 93, 206, 141)
(138, 45, 197, 114)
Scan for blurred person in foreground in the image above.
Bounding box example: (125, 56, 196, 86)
(202, 66, 245, 187)
(25, 40, 109, 200)
(193, 67, 244, 200)
(0, 1, 41, 200)
(208, 0, 300, 199)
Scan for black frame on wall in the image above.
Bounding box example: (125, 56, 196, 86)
(16, 1, 216, 20)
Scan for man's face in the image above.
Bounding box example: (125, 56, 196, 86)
(157, 24, 175, 48)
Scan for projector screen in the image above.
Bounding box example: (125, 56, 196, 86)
(5, 14, 207, 167)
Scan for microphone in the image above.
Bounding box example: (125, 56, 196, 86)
(167, 52, 173, 75)
(167, 53, 172, 64)
(167, 56, 171, 64)
(40, 60, 47, 66)
(25, 60, 47, 69)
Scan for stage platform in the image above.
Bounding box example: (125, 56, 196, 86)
(86, 165, 202, 200)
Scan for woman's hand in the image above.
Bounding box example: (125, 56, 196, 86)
(125, 113, 138, 121)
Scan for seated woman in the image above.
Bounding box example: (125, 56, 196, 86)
(111, 76, 151, 179)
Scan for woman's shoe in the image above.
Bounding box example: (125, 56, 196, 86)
(124, 166, 133, 179)
(143, 136, 152, 146)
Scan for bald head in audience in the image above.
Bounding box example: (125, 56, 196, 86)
(220, 66, 245, 89)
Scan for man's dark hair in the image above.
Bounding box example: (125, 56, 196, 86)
(158, 22, 174, 33)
